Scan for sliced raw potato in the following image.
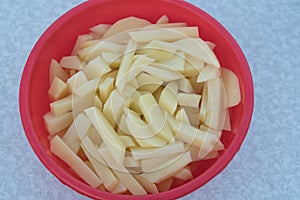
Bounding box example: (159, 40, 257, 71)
(132, 55, 155, 69)
(167, 116, 218, 152)
(141, 153, 182, 172)
(159, 87, 177, 115)
(43, 112, 73, 135)
(189, 146, 219, 161)
(78, 41, 124, 62)
(156, 178, 174, 192)
(205, 41, 216, 50)
(124, 156, 140, 168)
(71, 34, 94, 56)
(87, 125, 103, 146)
(128, 91, 142, 114)
(98, 148, 147, 195)
(62, 113, 91, 153)
(199, 124, 222, 138)
(72, 93, 95, 118)
(221, 68, 241, 108)
(183, 107, 200, 128)
(199, 83, 208, 123)
(119, 135, 137, 148)
(50, 136, 102, 188)
(137, 40, 178, 61)
(174, 38, 220, 68)
(90, 24, 111, 37)
(176, 78, 194, 93)
(116, 39, 137, 91)
(133, 175, 159, 194)
(147, 22, 187, 28)
(60, 56, 83, 70)
(205, 77, 226, 130)
(50, 95, 72, 117)
(166, 81, 178, 95)
(189, 76, 205, 94)
(131, 142, 185, 160)
(152, 86, 164, 102)
(82, 56, 111, 80)
(103, 90, 125, 127)
(48, 77, 68, 102)
(111, 182, 127, 194)
(81, 39, 102, 48)
(84, 106, 126, 165)
(185, 55, 205, 71)
(99, 77, 114, 103)
(136, 73, 163, 92)
(49, 59, 69, 84)
(197, 65, 220, 82)
(119, 84, 136, 99)
(175, 108, 191, 125)
(223, 109, 231, 131)
(66, 71, 87, 93)
(174, 166, 193, 181)
(81, 136, 119, 191)
(154, 51, 185, 71)
(74, 79, 98, 98)
(102, 52, 122, 68)
(156, 15, 169, 24)
(129, 27, 199, 43)
(141, 151, 192, 183)
(103, 16, 150, 39)
(117, 114, 130, 134)
(142, 65, 184, 82)
(177, 93, 201, 108)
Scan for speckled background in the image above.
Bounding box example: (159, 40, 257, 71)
(0, 0, 299, 199)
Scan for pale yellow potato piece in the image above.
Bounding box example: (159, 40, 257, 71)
(43, 112, 73, 135)
(80, 136, 119, 191)
(141, 151, 192, 183)
(136, 73, 163, 92)
(98, 148, 147, 195)
(49, 59, 69, 84)
(223, 109, 231, 131)
(60, 56, 83, 70)
(90, 24, 111, 37)
(199, 83, 208, 123)
(154, 51, 185, 71)
(142, 65, 184, 82)
(188, 145, 220, 161)
(124, 156, 140, 168)
(205, 41, 216, 50)
(101, 70, 118, 81)
(120, 84, 136, 99)
(103, 16, 151, 39)
(129, 91, 143, 115)
(156, 15, 169, 24)
(116, 39, 137, 91)
(131, 55, 155, 69)
(78, 41, 124, 62)
(133, 175, 159, 194)
(50, 136, 102, 188)
(129, 27, 199, 43)
(185, 55, 205, 71)
(166, 81, 178, 94)
(50, 95, 72, 117)
(159, 87, 178, 115)
(188, 76, 205, 94)
(111, 182, 127, 194)
(94, 95, 103, 111)
(74, 79, 98, 98)
(84, 106, 126, 164)
(82, 56, 111, 80)
(205, 77, 226, 130)
(141, 153, 182, 172)
(167, 115, 218, 151)
(62, 113, 91, 153)
(152, 86, 164, 102)
(103, 90, 125, 128)
(81, 39, 102, 48)
(66, 71, 87, 93)
(221, 68, 241, 108)
(48, 77, 68, 102)
(117, 114, 130, 134)
(72, 93, 95, 118)
(147, 22, 187, 28)
(131, 142, 185, 160)
(71, 34, 94, 56)
(197, 64, 220, 82)
(177, 93, 201, 108)
(156, 178, 174, 192)
(176, 78, 194, 93)
(119, 135, 137, 148)
(87, 125, 103, 146)
(183, 107, 200, 128)
(99, 77, 114, 103)
(138, 40, 178, 61)
(199, 124, 222, 138)
(174, 38, 220, 68)
(174, 166, 193, 181)
(102, 52, 122, 68)
(175, 108, 191, 125)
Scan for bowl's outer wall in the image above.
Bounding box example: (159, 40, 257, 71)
(19, 0, 254, 199)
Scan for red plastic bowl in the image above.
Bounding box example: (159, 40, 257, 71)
(19, 0, 254, 199)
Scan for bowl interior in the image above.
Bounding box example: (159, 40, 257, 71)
(20, 0, 253, 199)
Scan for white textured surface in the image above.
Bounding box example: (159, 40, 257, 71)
(1, 0, 299, 199)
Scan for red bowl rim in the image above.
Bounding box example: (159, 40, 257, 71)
(19, 0, 254, 199)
